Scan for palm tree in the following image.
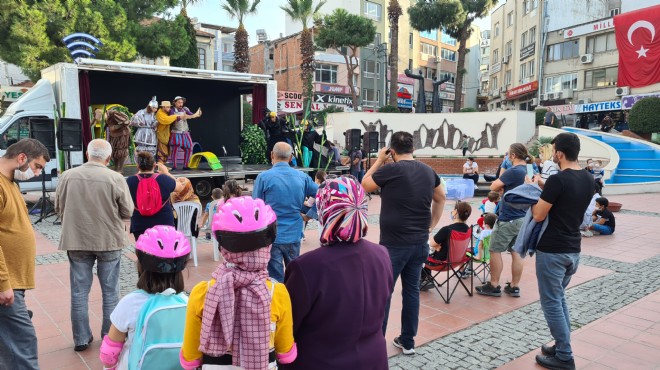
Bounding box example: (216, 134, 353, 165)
(180, 0, 204, 17)
(281, 0, 327, 108)
(221, 0, 262, 72)
(387, 0, 402, 107)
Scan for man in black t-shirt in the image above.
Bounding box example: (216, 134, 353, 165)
(362, 131, 446, 355)
(530, 133, 594, 370)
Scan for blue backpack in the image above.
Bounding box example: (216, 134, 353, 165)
(128, 289, 188, 370)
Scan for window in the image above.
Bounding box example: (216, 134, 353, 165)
(505, 70, 512, 86)
(364, 1, 382, 21)
(584, 67, 618, 88)
(507, 11, 514, 27)
(421, 42, 438, 56)
(531, 0, 538, 10)
(441, 48, 457, 62)
(409, 33, 413, 48)
(492, 76, 498, 90)
(529, 27, 536, 44)
(363, 88, 377, 102)
(441, 33, 457, 46)
(528, 60, 535, 76)
(520, 63, 528, 80)
(0, 117, 32, 149)
(495, 23, 500, 37)
(523, 0, 529, 14)
(370, 33, 382, 47)
(546, 40, 579, 61)
(441, 71, 456, 83)
(586, 33, 617, 53)
(493, 49, 499, 63)
(420, 29, 438, 40)
(425, 67, 436, 79)
(505, 41, 512, 56)
(521, 31, 528, 49)
(223, 43, 232, 53)
(199, 48, 206, 69)
(363, 60, 380, 76)
(315, 64, 338, 83)
(545, 73, 578, 93)
(610, 8, 620, 17)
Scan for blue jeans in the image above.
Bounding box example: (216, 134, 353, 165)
(268, 242, 301, 283)
(0, 290, 39, 369)
(382, 243, 428, 350)
(536, 251, 580, 361)
(592, 224, 613, 235)
(68, 250, 121, 346)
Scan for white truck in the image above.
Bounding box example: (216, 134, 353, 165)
(0, 59, 277, 196)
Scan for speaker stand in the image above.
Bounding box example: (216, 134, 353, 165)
(31, 174, 56, 224)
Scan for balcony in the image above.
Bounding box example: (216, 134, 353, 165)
(222, 52, 234, 61)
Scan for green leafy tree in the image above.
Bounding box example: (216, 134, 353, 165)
(281, 0, 327, 109)
(170, 14, 200, 68)
(629, 97, 660, 134)
(221, 0, 262, 73)
(459, 107, 477, 112)
(378, 105, 400, 112)
(316, 9, 376, 109)
(387, 0, 403, 107)
(0, 0, 185, 81)
(408, 0, 495, 112)
(240, 124, 267, 164)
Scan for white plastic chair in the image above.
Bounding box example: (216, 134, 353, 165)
(173, 201, 202, 267)
(211, 234, 220, 262)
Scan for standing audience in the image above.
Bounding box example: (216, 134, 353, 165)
(530, 132, 594, 370)
(55, 139, 133, 352)
(362, 131, 446, 355)
(0, 139, 49, 369)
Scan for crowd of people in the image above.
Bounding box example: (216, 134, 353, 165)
(0, 126, 612, 370)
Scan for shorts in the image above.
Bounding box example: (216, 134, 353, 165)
(489, 218, 524, 253)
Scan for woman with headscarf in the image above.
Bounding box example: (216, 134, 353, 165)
(170, 177, 201, 223)
(282, 176, 393, 370)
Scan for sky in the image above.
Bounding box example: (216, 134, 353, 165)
(185, 0, 501, 46)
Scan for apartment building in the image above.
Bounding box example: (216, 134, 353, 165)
(488, 0, 611, 111)
(477, 30, 492, 110)
(199, 23, 236, 72)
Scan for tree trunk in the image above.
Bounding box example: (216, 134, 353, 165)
(454, 26, 468, 112)
(342, 49, 359, 110)
(233, 23, 250, 73)
(388, 0, 402, 107)
(300, 28, 315, 113)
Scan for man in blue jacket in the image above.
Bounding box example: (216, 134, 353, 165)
(530, 133, 594, 370)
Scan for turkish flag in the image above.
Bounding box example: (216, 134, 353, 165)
(614, 4, 660, 88)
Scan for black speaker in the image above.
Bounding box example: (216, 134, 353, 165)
(58, 118, 83, 151)
(362, 131, 379, 153)
(29, 118, 56, 159)
(344, 129, 361, 151)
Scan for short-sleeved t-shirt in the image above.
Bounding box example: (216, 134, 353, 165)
(537, 169, 595, 253)
(463, 161, 478, 174)
(544, 111, 555, 123)
(497, 165, 527, 222)
(595, 209, 615, 231)
(126, 174, 177, 233)
(372, 160, 440, 247)
(431, 222, 471, 261)
(110, 291, 151, 369)
(349, 150, 362, 172)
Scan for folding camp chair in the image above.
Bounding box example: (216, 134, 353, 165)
(420, 227, 474, 304)
(173, 201, 201, 267)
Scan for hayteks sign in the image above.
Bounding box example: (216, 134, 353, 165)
(574, 100, 621, 113)
(564, 18, 614, 39)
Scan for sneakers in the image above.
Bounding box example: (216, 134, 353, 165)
(476, 282, 502, 297)
(535, 354, 575, 370)
(393, 337, 415, 355)
(580, 230, 593, 237)
(541, 343, 556, 356)
(74, 335, 93, 352)
(504, 282, 521, 297)
(420, 279, 435, 291)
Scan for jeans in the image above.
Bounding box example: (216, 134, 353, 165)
(592, 224, 613, 235)
(382, 243, 428, 350)
(536, 251, 580, 361)
(68, 250, 122, 346)
(268, 242, 301, 283)
(0, 290, 39, 369)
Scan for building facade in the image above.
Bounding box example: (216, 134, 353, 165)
(199, 23, 236, 71)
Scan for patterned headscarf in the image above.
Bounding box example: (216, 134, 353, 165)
(199, 246, 271, 370)
(316, 176, 369, 246)
(171, 177, 199, 203)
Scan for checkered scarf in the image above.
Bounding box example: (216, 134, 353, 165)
(199, 246, 271, 370)
(316, 176, 369, 246)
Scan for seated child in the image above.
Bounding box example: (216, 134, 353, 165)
(180, 196, 297, 370)
(588, 197, 615, 236)
(200, 188, 223, 240)
(100, 226, 191, 370)
(420, 201, 472, 291)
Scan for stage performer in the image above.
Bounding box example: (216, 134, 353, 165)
(129, 97, 159, 158)
(155, 101, 194, 165)
(169, 96, 201, 170)
(105, 108, 131, 172)
(260, 111, 289, 164)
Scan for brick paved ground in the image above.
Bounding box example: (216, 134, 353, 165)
(23, 191, 660, 369)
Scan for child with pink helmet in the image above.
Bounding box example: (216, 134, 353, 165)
(180, 196, 297, 370)
(100, 225, 191, 370)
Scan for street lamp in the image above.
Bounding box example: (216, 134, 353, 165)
(376, 43, 388, 108)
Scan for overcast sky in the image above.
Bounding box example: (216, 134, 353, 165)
(185, 0, 500, 46)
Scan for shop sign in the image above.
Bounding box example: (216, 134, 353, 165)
(621, 93, 660, 109)
(564, 18, 614, 39)
(438, 91, 455, 100)
(0, 86, 30, 102)
(397, 83, 414, 109)
(506, 80, 538, 99)
(314, 93, 353, 107)
(545, 104, 575, 115)
(277, 100, 352, 113)
(491, 62, 502, 75)
(314, 83, 351, 95)
(520, 43, 535, 61)
(277, 91, 303, 101)
(441, 82, 455, 92)
(574, 100, 621, 113)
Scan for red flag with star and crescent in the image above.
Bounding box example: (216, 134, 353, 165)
(614, 4, 660, 88)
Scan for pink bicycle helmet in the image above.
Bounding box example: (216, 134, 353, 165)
(212, 196, 277, 253)
(135, 225, 191, 273)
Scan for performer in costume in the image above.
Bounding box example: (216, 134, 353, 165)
(259, 111, 289, 164)
(169, 96, 201, 170)
(129, 97, 159, 158)
(156, 101, 193, 164)
(105, 108, 131, 172)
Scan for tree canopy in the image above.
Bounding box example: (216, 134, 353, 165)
(221, 0, 262, 72)
(0, 0, 188, 81)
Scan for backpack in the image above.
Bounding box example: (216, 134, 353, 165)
(128, 289, 188, 370)
(136, 174, 166, 216)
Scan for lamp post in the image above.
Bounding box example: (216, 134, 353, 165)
(376, 43, 388, 107)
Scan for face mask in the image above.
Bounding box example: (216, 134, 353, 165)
(14, 166, 36, 181)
